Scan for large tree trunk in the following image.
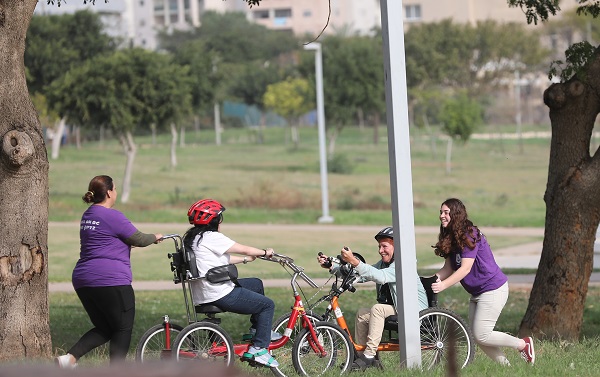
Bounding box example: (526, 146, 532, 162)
(519, 48, 600, 340)
(0, 0, 52, 359)
(118, 131, 137, 204)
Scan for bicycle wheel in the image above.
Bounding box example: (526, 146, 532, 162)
(136, 322, 184, 362)
(292, 321, 354, 376)
(419, 307, 475, 369)
(271, 312, 322, 377)
(173, 321, 235, 366)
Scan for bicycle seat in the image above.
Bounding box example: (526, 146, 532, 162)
(195, 304, 224, 314)
(383, 276, 439, 332)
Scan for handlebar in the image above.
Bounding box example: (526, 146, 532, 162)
(259, 252, 319, 288)
(159, 234, 181, 241)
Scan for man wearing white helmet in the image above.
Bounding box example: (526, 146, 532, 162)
(318, 226, 428, 370)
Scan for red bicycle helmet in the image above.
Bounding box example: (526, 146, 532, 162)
(187, 199, 225, 225)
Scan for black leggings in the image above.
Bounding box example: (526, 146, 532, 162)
(69, 285, 135, 362)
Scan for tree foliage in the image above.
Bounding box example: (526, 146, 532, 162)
(160, 11, 298, 64)
(25, 10, 115, 94)
(263, 77, 312, 120)
(299, 35, 385, 127)
(439, 93, 483, 143)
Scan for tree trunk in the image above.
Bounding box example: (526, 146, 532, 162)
(74, 125, 81, 149)
(170, 123, 178, 169)
(519, 48, 600, 340)
(50, 117, 66, 160)
(179, 125, 185, 148)
(291, 124, 299, 149)
(445, 137, 453, 175)
(327, 125, 342, 159)
(118, 131, 137, 204)
(214, 102, 221, 146)
(373, 113, 380, 145)
(0, 0, 52, 359)
(151, 123, 157, 145)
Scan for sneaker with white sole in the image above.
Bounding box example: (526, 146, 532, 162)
(55, 354, 77, 369)
(520, 337, 535, 364)
(243, 346, 279, 368)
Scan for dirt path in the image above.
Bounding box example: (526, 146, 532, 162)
(50, 224, 600, 292)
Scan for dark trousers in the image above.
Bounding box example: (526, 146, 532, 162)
(69, 285, 135, 362)
(211, 277, 274, 348)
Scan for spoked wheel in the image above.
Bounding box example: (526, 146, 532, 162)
(173, 321, 235, 366)
(271, 312, 322, 377)
(135, 322, 184, 362)
(419, 307, 475, 369)
(292, 321, 354, 376)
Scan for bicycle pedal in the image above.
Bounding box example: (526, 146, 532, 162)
(242, 334, 254, 342)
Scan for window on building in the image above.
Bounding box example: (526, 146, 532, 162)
(274, 8, 292, 18)
(253, 10, 269, 19)
(303, 10, 312, 17)
(405, 4, 421, 21)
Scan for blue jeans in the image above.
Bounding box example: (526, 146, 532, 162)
(211, 277, 275, 348)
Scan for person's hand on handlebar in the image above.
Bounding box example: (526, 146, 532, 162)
(153, 234, 164, 244)
(341, 246, 361, 267)
(263, 247, 275, 259)
(317, 252, 331, 269)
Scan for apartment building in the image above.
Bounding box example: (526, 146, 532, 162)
(35, 0, 580, 49)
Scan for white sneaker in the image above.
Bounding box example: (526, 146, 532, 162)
(244, 346, 279, 368)
(55, 354, 77, 369)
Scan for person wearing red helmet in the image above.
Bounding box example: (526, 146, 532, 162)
(183, 199, 280, 368)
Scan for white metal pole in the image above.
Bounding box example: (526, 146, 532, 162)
(380, 0, 422, 368)
(305, 43, 333, 223)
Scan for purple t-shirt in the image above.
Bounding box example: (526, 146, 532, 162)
(449, 230, 507, 296)
(72, 205, 138, 289)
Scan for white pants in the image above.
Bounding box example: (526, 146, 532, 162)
(469, 282, 521, 364)
(355, 303, 396, 357)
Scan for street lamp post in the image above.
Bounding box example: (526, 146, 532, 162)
(304, 42, 333, 223)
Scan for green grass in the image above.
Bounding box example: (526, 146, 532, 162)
(50, 285, 600, 376)
(47, 124, 590, 375)
(49, 125, 552, 227)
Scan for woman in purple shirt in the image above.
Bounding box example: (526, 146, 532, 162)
(56, 175, 163, 368)
(431, 198, 535, 366)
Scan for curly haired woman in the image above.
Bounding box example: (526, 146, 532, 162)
(431, 198, 535, 366)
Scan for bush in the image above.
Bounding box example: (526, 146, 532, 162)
(327, 153, 355, 174)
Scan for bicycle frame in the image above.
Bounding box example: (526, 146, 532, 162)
(314, 264, 429, 354)
(230, 253, 324, 357)
(152, 248, 328, 359)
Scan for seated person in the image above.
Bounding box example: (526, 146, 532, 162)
(317, 226, 428, 370)
(184, 198, 280, 367)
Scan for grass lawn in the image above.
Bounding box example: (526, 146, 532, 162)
(49, 125, 552, 227)
(44, 125, 600, 376)
(50, 285, 600, 376)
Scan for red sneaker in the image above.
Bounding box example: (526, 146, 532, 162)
(520, 336, 535, 364)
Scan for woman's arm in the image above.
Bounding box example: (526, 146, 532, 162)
(434, 258, 453, 281)
(431, 257, 474, 293)
(225, 243, 274, 263)
(124, 231, 163, 247)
